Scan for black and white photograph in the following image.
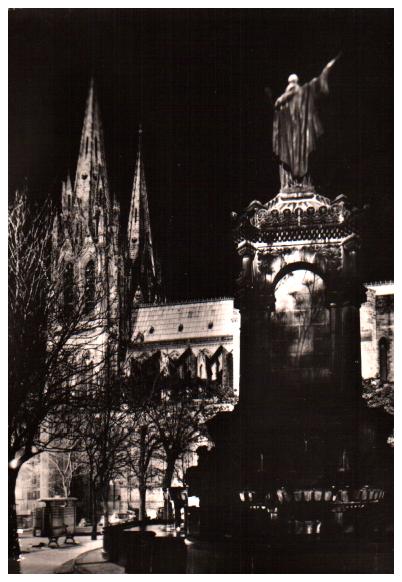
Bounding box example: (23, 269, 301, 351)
(8, 7, 394, 574)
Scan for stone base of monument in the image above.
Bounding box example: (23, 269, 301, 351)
(185, 500, 392, 573)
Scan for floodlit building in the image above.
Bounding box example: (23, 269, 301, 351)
(360, 282, 394, 382)
(15, 81, 240, 523)
(15, 81, 392, 524)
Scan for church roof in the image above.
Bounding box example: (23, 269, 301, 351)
(131, 298, 238, 345)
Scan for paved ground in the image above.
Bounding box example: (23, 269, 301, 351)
(15, 534, 103, 574)
(74, 534, 393, 574)
(10, 527, 393, 574)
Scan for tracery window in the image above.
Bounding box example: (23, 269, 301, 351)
(63, 262, 74, 314)
(84, 260, 96, 313)
(379, 337, 389, 382)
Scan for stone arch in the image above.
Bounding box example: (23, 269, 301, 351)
(273, 261, 327, 293)
(176, 348, 197, 381)
(270, 265, 331, 389)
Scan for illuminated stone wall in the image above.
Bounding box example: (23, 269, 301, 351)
(360, 282, 394, 381)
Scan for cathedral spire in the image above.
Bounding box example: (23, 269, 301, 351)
(128, 126, 154, 266)
(74, 78, 110, 216)
(127, 126, 161, 304)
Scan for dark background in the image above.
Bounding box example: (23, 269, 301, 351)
(9, 9, 393, 300)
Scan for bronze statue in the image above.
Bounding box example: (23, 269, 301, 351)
(273, 56, 339, 192)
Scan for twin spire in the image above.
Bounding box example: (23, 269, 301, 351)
(127, 125, 160, 304)
(128, 126, 155, 267)
(64, 78, 160, 304)
(74, 78, 110, 214)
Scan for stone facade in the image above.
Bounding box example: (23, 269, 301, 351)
(360, 282, 394, 381)
(15, 81, 240, 521)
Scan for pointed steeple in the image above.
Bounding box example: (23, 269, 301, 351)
(127, 126, 161, 304)
(74, 78, 110, 217)
(128, 126, 154, 266)
(61, 174, 73, 214)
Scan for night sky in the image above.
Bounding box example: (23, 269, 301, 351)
(9, 9, 393, 301)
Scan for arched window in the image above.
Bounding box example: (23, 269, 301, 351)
(84, 260, 96, 313)
(63, 263, 74, 314)
(379, 337, 389, 381)
(271, 269, 330, 385)
(82, 351, 94, 390)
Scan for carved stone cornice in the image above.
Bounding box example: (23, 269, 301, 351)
(233, 193, 361, 246)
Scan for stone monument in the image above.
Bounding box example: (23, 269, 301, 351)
(187, 59, 390, 572)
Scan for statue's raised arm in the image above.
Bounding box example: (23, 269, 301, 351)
(272, 55, 340, 192)
(317, 55, 340, 94)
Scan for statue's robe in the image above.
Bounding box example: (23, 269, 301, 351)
(273, 71, 330, 179)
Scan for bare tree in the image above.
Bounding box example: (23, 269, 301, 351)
(47, 450, 87, 497)
(126, 419, 162, 526)
(124, 350, 234, 521)
(73, 371, 139, 539)
(146, 373, 228, 495)
(8, 190, 113, 561)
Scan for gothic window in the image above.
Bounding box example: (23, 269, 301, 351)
(27, 490, 40, 501)
(225, 352, 233, 390)
(135, 207, 138, 223)
(95, 136, 98, 160)
(81, 351, 94, 392)
(379, 337, 389, 381)
(63, 263, 74, 314)
(85, 136, 89, 156)
(84, 260, 96, 313)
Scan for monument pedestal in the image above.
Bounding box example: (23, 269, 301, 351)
(187, 191, 387, 542)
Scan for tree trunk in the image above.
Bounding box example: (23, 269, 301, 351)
(139, 426, 147, 529)
(90, 481, 97, 540)
(139, 482, 147, 530)
(162, 457, 176, 491)
(162, 457, 176, 523)
(102, 484, 110, 527)
(8, 466, 20, 570)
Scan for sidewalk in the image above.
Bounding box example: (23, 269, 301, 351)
(74, 548, 124, 574)
(17, 534, 103, 574)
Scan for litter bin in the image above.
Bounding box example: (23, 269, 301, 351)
(63, 498, 77, 543)
(39, 497, 77, 546)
